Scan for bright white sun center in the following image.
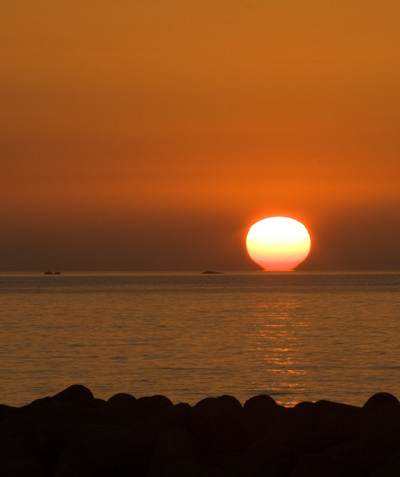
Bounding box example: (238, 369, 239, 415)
(246, 217, 311, 271)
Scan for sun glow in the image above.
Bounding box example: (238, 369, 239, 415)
(246, 217, 311, 271)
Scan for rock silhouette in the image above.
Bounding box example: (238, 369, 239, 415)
(1, 385, 400, 476)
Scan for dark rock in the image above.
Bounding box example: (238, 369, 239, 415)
(191, 395, 244, 454)
(293, 399, 362, 418)
(36, 399, 102, 445)
(53, 385, 95, 407)
(66, 420, 156, 476)
(0, 457, 45, 476)
(148, 426, 200, 476)
(155, 460, 227, 476)
(226, 437, 295, 477)
(362, 393, 400, 436)
(93, 398, 107, 408)
(0, 413, 48, 475)
(314, 399, 363, 415)
(243, 394, 289, 443)
(55, 448, 97, 477)
(292, 400, 314, 415)
(136, 394, 173, 418)
(0, 403, 19, 421)
(243, 394, 278, 415)
(372, 448, 400, 476)
(291, 399, 363, 448)
(20, 396, 53, 415)
(17, 389, 103, 460)
(102, 393, 138, 425)
(291, 422, 400, 477)
(147, 402, 192, 435)
(363, 392, 400, 414)
(2, 389, 400, 476)
(237, 401, 362, 476)
(107, 392, 137, 408)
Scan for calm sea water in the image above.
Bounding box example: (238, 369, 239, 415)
(1, 271, 400, 407)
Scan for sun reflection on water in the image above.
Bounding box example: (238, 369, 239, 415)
(246, 300, 308, 406)
(2, 273, 400, 408)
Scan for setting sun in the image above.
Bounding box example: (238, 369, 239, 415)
(246, 217, 311, 271)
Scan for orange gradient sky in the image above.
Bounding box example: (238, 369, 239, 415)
(1, 1, 400, 271)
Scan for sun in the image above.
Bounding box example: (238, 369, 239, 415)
(246, 217, 311, 271)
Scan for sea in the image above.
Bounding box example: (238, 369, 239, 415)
(1, 271, 400, 408)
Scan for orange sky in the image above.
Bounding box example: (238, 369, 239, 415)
(1, 0, 400, 271)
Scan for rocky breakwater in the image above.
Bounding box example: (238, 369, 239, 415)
(1, 385, 400, 476)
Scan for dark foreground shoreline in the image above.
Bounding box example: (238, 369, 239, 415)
(1, 385, 400, 476)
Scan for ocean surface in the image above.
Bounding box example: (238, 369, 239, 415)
(1, 271, 400, 408)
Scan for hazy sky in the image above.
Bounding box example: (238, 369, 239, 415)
(1, 0, 400, 271)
